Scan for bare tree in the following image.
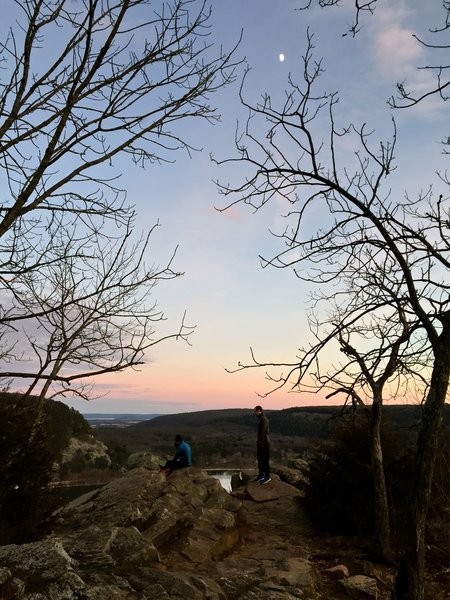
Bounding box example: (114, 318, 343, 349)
(284, 2, 450, 592)
(300, 1, 450, 144)
(388, 3, 450, 116)
(313, 271, 420, 566)
(298, 0, 378, 36)
(0, 0, 237, 235)
(228, 224, 428, 563)
(1, 216, 193, 399)
(216, 32, 449, 600)
(0, 0, 238, 397)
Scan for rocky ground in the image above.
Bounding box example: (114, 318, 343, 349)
(0, 465, 445, 599)
(227, 472, 394, 600)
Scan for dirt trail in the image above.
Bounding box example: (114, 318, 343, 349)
(164, 472, 396, 599)
(225, 476, 395, 600)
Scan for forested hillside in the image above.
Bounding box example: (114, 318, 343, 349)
(96, 404, 450, 468)
(0, 392, 92, 456)
(0, 393, 94, 542)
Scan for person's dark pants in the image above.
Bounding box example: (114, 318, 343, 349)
(257, 446, 270, 477)
(161, 458, 189, 473)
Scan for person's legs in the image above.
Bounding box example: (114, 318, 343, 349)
(160, 459, 178, 474)
(159, 462, 169, 475)
(160, 455, 190, 476)
(259, 447, 271, 484)
(169, 461, 185, 471)
(262, 447, 270, 477)
(255, 448, 265, 481)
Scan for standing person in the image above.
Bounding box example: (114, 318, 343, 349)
(160, 434, 192, 474)
(254, 405, 271, 484)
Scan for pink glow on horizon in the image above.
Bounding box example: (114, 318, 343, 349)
(64, 359, 332, 414)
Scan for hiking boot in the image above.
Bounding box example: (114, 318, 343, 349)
(259, 476, 271, 485)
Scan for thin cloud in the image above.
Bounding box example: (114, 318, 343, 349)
(375, 25, 422, 78)
(370, 3, 443, 116)
(371, 5, 423, 79)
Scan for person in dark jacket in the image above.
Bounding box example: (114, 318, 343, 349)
(160, 434, 192, 474)
(254, 405, 271, 484)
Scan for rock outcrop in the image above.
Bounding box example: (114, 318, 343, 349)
(0, 468, 244, 599)
(59, 436, 111, 470)
(126, 451, 162, 471)
(0, 467, 394, 599)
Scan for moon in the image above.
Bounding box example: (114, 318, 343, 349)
(279, 53, 285, 62)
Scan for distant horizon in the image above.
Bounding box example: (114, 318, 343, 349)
(80, 406, 304, 416)
(81, 405, 333, 415)
(80, 403, 422, 416)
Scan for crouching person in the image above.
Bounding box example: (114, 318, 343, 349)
(160, 434, 191, 474)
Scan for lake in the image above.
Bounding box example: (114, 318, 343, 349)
(207, 470, 241, 492)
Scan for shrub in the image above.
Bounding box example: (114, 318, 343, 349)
(105, 440, 130, 469)
(301, 410, 450, 555)
(301, 415, 375, 536)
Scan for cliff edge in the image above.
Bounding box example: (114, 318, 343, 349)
(0, 467, 394, 599)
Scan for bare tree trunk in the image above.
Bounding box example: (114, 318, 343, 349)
(394, 318, 450, 600)
(370, 396, 393, 564)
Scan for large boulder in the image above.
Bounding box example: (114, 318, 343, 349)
(60, 436, 111, 469)
(273, 464, 309, 489)
(232, 472, 302, 502)
(126, 451, 162, 470)
(340, 575, 379, 599)
(2, 468, 244, 599)
(0, 539, 85, 599)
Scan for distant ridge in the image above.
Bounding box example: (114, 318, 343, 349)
(131, 408, 254, 433)
(115, 404, 450, 437)
(94, 404, 450, 461)
(92, 405, 450, 440)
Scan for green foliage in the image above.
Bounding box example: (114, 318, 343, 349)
(93, 455, 110, 470)
(104, 440, 129, 469)
(0, 393, 96, 543)
(0, 394, 59, 543)
(44, 399, 92, 454)
(67, 449, 89, 473)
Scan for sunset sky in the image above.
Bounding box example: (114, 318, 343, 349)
(4, 1, 448, 415)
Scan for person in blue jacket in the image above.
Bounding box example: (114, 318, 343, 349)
(160, 434, 191, 474)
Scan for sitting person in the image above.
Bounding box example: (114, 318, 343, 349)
(160, 434, 191, 474)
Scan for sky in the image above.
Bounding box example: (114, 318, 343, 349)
(3, 1, 449, 414)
